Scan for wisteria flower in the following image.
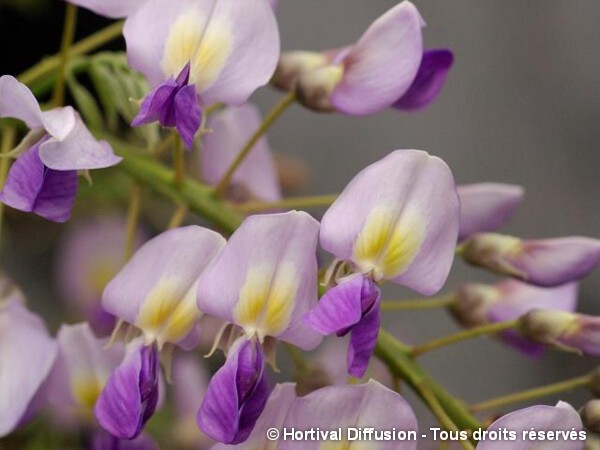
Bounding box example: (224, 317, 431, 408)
(462, 233, 600, 286)
(304, 150, 459, 376)
(201, 104, 281, 202)
(125, 0, 280, 148)
(55, 216, 144, 333)
(96, 225, 225, 438)
(196, 211, 322, 444)
(274, 2, 453, 115)
(457, 183, 524, 241)
(0, 76, 121, 222)
(452, 280, 578, 357)
(46, 323, 124, 424)
(280, 380, 418, 450)
(0, 290, 58, 437)
(476, 401, 584, 450)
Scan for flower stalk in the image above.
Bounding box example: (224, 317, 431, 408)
(52, 4, 79, 107)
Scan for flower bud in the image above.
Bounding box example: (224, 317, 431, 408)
(462, 233, 600, 287)
(450, 283, 501, 328)
(520, 309, 579, 347)
(581, 400, 600, 433)
(295, 65, 344, 113)
(272, 51, 329, 92)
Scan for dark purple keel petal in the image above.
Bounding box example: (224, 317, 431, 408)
(0, 143, 78, 223)
(174, 84, 202, 149)
(303, 274, 366, 335)
(348, 287, 381, 378)
(131, 80, 179, 127)
(197, 338, 268, 445)
(393, 49, 454, 111)
(94, 342, 159, 440)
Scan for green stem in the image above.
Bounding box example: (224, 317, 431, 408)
(124, 184, 142, 260)
(173, 134, 185, 188)
(19, 21, 123, 87)
(0, 127, 16, 249)
(52, 4, 78, 107)
(214, 91, 296, 197)
(470, 374, 592, 413)
(375, 330, 482, 434)
(98, 132, 243, 233)
(410, 320, 519, 357)
(235, 194, 338, 213)
(381, 294, 456, 312)
(167, 204, 188, 229)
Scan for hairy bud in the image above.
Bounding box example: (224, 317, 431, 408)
(581, 400, 600, 433)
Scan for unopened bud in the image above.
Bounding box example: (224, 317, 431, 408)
(295, 65, 345, 113)
(520, 309, 579, 347)
(581, 400, 600, 433)
(450, 283, 500, 328)
(462, 233, 526, 279)
(584, 434, 600, 450)
(272, 51, 329, 92)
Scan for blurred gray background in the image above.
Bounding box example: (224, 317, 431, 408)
(1, 0, 600, 446)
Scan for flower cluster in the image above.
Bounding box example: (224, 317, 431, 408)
(1, 1, 600, 449)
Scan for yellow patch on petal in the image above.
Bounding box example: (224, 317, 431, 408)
(352, 206, 424, 280)
(72, 374, 103, 410)
(234, 264, 298, 341)
(137, 278, 200, 348)
(161, 12, 232, 93)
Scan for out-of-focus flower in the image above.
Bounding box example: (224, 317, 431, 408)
(462, 234, 600, 287)
(96, 226, 225, 439)
(197, 211, 322, 444)
(521, 309, 600, 356)
(475, 401, 584, 450)
(65, 0, 146, 18)
(90, 429, 159, 450)
(47, 323, 124, 424)
(0, 290, 58, 437)
(274, 2, 453, 116)
(125, 0, 280, 148)
(457, 183, 524, 241)
(0, 76, 121, 222)
(171, 352, 212, 449)
(55, 216, 144, 334)
(304, 150, 459, 377)
(452, 280, 578, 357)
(281, 380, 418, 450)
(201, 104, 281, 202)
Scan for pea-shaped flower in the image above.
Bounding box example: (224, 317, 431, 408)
(304, 150, 460, 377)
(125, 0, 280, 148)
(95, 225, 225, 439)
(0, 76, 121, 222)
(196, 211, 322, 444)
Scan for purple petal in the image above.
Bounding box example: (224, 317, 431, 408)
(0, 297, 58, 437)
(347, 290, 381, 378)
(202, 104, 281, 202)
(320, 150, 460, 295)
(393, 49, 454, 111)
(65, 0, 144, 19)
(131, 79, 179, 127)
(512, 237, 600, 287)
(477, 402, 583, 450)
(38, 115, 121, 171)
(0, 142, 78, 223)
(174, 84, 202, 149)
(331, 1, 424, 115)
(281, 380, 418, 450)
(90, 429, 159, 450)
(558, 314, 600, 356)
(197, 212, 322, 350)
(94, 340, 159, 439)
(197, 338, 268, 444)
(457, 183, 524, 241)
(303, 274, 366, 335)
